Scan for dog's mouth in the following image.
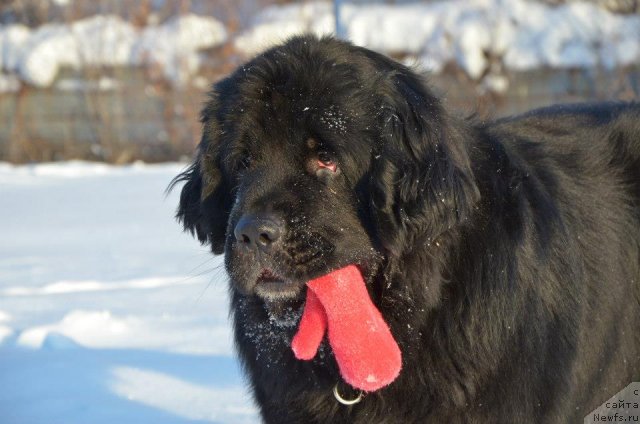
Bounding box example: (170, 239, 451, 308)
(257, 268, 283, 284)
(254, 268, 304, 301)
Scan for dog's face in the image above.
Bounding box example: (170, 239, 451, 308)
(173, 36, 479, 312)
(218, 101, 381, 304)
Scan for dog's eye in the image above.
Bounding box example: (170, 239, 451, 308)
(240, 154, 253, 170)
(317, 151, 337, 173)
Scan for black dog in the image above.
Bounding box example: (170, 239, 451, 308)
(172, 36, 640, 423)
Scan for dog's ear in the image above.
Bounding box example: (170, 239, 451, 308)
(169, 94, 232, 255)
(369, 66, 480, 255)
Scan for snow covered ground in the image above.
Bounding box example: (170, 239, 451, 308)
(0, 162, 258, 424)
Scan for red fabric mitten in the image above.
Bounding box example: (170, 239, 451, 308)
(291, 265, 402, 392)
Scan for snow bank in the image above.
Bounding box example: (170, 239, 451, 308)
(17, 309, 232, 355)
(235, 0, 640, 80)
(18, 24, 82, 87)
(5, 13, 227, 87)
(133, 14, 228, 84)
(234, 2, 334, 56)
(72, 15, 138, 67)
(0, 326, 12, 344)
(3, 1, 638, 89)
(0, 24, 30, 72)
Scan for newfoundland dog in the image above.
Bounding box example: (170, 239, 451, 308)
(172, 36, 640, 423)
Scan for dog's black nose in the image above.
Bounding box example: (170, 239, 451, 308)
(234, 214, 283, 251)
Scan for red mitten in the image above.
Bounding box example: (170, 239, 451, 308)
(291, 265, 402, 392)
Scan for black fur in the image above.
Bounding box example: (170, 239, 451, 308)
(171, 36, 640, 423)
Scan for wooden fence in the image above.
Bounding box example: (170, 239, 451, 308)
(1, 64, 638, 163)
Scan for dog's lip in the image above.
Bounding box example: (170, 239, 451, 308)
(257, 268, 284, 284)
(254, 269, 303, 300)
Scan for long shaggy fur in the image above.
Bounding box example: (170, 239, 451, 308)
(172, 36, 640, 423)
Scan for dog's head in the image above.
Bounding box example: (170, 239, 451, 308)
(172, 36, 479, 308)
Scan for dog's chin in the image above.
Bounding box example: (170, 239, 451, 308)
(252, 269, 300, 298)
(255, 279, 302, 300)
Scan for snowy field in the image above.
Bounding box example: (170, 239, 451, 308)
(0, 162, 258, 424)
